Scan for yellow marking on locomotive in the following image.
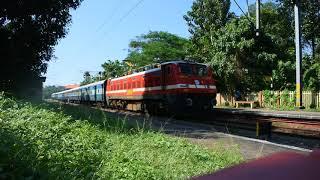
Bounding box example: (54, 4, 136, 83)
(127, 89, 133, 95)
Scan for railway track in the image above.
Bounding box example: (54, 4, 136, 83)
(178, 110, 320, 138)
(53, 100, 320, 149)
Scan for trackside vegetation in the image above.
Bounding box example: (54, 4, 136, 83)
(0, 94, 242, 179)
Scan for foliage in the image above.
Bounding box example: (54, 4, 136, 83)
(263, 90, 276, 108)
(126, 31, 190, 67)
(299, 0, 320, 57)
(81, 71, 93, 85)
(185, 1, 279, 94)
(184, 0, 234, 62)
(276, 0, 320, 89)
(271, 60, 295, 90)
(101, 60, 129, 79)
(42, 85, 66, 99)
(0, 95, 242, 179)
(0, 0, 83, 97)
(303, 62, 320, 91)
(185, 0, 320, 93)
(263, 90, 295, 109)
(80, 59, 129, 85)
(280, 89, 295, 108)
(80, 71, 104, 85)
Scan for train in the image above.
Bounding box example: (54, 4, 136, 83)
(51, 61, 217, 114)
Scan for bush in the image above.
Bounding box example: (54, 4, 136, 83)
(280, 89, 295, 110)
(263, 90, 276, 108)
(263, 90, 296, 110)
(0, 94, 242, 179)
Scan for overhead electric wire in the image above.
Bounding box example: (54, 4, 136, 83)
(102, 0, 145, 37)
(232, 0, 254, 25)
(95, 3, 122, 32)
(118, 0, 145, 23)
(77, 0, 145, 54)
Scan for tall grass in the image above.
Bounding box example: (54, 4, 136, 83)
(0, 94, 242, 179)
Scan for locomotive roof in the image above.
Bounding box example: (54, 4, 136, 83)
(110, 60, 208, 82)
(160, 60, 207, 66)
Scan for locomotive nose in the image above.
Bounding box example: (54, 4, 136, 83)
(186, 98, 193, 107)
(211, 98, 217, 106)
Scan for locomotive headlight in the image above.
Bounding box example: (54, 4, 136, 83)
(186, 98, 193, 107)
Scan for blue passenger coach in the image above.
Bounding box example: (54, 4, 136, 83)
(52, 80, 106, 104)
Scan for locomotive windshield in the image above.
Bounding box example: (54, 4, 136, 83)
(194, 65, 208, 77)
(178, 63, 208, 77)
(179, 63, 193, 75)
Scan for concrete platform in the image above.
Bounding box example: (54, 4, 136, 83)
(214, 107, 320, 120)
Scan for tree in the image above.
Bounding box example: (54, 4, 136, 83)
(303, 61, 320, 91)
(126, 31, 189, 67)
(185, 0, 279, 94)
(43, 85, 66, 99)
(101, 60, 129, 79)
(272, 60, 295, 90)
(80, 71, 93, 85)
(184, 0, 234, 62)
(301, 0, 320, 58)
(275, 0, 320, 91)
(248, 2, 296, 90)
(0, 0, 83, 97)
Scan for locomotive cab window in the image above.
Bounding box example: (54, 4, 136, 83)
(195, 65, 208, 77)
(178, 63, 193, 75)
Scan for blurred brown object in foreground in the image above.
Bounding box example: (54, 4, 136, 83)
(194, 150, 320, 180)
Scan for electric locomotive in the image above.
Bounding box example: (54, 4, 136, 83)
(51, 61, 217, 114)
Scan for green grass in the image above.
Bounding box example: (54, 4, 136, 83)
(0, 94, 242, 179)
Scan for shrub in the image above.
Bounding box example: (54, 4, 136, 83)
(0, 94, 242, 179)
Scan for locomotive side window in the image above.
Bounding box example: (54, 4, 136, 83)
(179, 63, 193, 75)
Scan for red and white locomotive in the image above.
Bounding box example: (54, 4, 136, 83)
(52, 61, 217, 113)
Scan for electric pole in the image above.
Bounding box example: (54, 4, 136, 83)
(256, 0, 260, 36)
(294, 0, 303, 108)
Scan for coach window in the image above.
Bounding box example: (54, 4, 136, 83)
(128, 82, 131, 89)
(133, 82, 136, 88)
(124, 83, 127, 89)
(137, 81, 141, 88)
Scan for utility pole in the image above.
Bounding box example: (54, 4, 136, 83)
(294, 0, 303, 108)
(255, 0, 260, 36)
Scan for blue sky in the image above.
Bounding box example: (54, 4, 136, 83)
(45, 0, 253, 86)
